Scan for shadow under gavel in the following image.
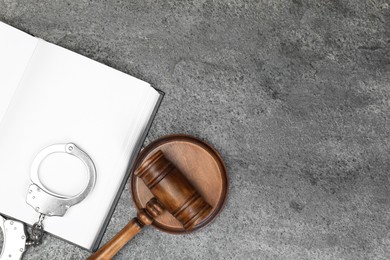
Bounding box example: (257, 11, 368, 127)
(89, 150, 212, 260)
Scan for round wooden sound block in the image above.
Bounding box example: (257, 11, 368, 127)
(130, 134, 228, 234)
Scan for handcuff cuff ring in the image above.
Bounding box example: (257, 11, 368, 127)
(26, 143, 96, 217)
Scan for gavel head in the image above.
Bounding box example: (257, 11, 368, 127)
(135, 150, 212, 230)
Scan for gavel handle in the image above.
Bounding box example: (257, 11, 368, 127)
(88, 198, 164, 260)
(88, 218, 143, 260)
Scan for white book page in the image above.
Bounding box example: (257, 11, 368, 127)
(0, 38, 160, 250)
(0, 22, 38, 122)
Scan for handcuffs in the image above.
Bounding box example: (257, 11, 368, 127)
(0, 143, 96, 260)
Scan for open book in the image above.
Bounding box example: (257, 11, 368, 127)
(0, 22, 163, 251)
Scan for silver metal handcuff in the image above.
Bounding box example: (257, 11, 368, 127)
(0, 143, 96, 260)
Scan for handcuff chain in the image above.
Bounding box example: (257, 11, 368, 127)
(37, 214, 45, 227)
(25, 214, 45, 247)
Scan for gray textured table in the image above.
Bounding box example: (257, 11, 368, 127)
(1, 0, 390, 259)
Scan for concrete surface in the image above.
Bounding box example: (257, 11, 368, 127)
(1, 0, 390, 259)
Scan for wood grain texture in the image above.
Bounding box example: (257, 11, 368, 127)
(88, 199, 163, 260)
(135, 150, 213, 230)
(88, 219, 142, 260)
(131, 134, 228, 234)
(89, 134, 228, 259)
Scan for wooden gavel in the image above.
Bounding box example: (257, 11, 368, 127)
(89, 150, 212, 259)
